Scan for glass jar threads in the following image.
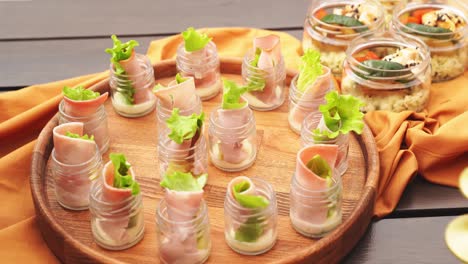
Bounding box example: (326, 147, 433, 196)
(208, 106, 257, 172)
(176, 41, 222, 100)
(302, 0, 386, 78)
(392, 0, 468, 82)
(341, 31, 431, 112)
(156, 198, 211, 264)
(224, 176, 278, 255)
(109, 53, 157, 118)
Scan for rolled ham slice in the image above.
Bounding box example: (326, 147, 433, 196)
(252, 35, 283, 104)
(216, 105, 251, 164)
(98, 161, 137, 242)
(154, 77, 197, 110)
(119, 51, 153, 104)
(227, 176, 257, 199)
(53, 122, 97, 165)
(63, 92, 108, 117)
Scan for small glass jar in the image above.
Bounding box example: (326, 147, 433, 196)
(290, 170, 342, 238)
(241, 49, 286, 111)
(157, 199, 211, 264)
(341, 31, 431, 112)
(156, 95, 203, 135)
(224, 178, 278, 255)
(176, 41, 222, 101)
(51, 146, 101, 210)
(288, 66, 334, 134)
(109, 53, 157, 117)
(301, 112, 349, 176)
(158, 133, 208, 180)
(58, 101, 110, 154)
(208, 107, 257, 172)
(89, 179, 145, 250)
(302, 0, 386, 78)
(392, 0, 468, 82)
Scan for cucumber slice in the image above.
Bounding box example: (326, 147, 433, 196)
(321, 14, 368, 32)
(405, 23, 453, 40)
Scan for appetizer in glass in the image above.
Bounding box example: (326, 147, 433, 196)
(52, 122, 101, 210)
(301, 91, 364, 176)
(176, 27, 221, 100)
(288, 50, 334, 134)
(107, 35, 157, 117)
(157, 171, 211, 264)
(154, 74, 203, 133)
(90, 153, 144, 250)
(59, 86, 109, 153)
(303, 0, 385, 78)
(158, 108, 207, 180)
(208, 80, 257, 172)
(341, 31, 431, 112)
(224, 176, 277, 255)
(290, 145, 342, 238)
(393, 1, 467, 82)
(242, 34, 286, 111)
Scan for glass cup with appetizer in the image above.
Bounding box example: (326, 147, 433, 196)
(107, 35, 157, 117)
(303, 0, 386, 79)
(208, 80, 257, 172)
(341, 31, 431, 112)
(392, 0, 467, 82)
(176, 27, 222, 100)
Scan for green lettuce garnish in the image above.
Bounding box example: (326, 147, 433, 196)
(175, 73, 188, 84)
(160, 171, 207, 191)
(63, 86, 100, 101)
(65, 131, 94, 141)
(166, 108, 204, 144)
(222, 80, 248, 110)
(232, 181, 269, 209)
(152, 83, 166, 92)
(235, 216, 264, 242)
(250, 48, 261, 67)
(297, 49, 323, 92)
(109, 153, 140, 195)
(182, 27, 212, 52)
(312, 91, 364, 140)
(306, 154, 332, 179)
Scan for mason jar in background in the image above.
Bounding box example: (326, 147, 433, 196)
(290, 169, 342, 238)
(58, 101, 110, 154)
(109, 53, 157, 118)
(302, 0, 386, 79)
(51, 145, 101, 210)
(89, 179, 145, 250)
(241, 49, 286, 111)
(224, 178, 278, 255)
(156, 199, 211, 264)
(301, 112, 349, 176)
(208, 107, 257, 172)
(176, 41, 222, 101)
(288, 66, 333, 134)
(391, 0, 467, 82)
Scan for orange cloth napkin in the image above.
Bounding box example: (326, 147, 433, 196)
(0, 27, 466, 261)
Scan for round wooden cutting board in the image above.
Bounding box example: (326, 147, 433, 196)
(30, 58, 379, 264)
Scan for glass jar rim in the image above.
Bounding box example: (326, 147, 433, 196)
(290, 66, 332, 101)
(291, 171, 342, 195)
(156, 95, 202, 117)
(89, 178, 141, 209)
(301, 112, 350, 144)
(51, 144, 101, 170)
(109, 53, 154, 78)
(209, 106, 255, 131)
(242, 48, 285, 74)
(176, 41, 219, 66)
(156, 197, 208, 225)
(58, 100, 105, 120)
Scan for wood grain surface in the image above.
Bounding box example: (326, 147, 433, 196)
(30, 58, 379, 263)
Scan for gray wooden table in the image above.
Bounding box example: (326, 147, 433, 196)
(1, 0, 467, 262)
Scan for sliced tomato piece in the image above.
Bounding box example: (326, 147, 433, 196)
(412, 8, 436, 22)
(315, 9, 328, 20)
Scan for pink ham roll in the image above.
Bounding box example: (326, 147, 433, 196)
(63, 92, 108, 117)
(154, 77, 197, 110)
(53, 122, 97, 165)
(119, 51, 153, 104)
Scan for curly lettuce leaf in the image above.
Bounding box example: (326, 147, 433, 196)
(306, 154, 331, 179)
(175, 73, 188, 84)
(166, 108, 204, 144)
(109, 153, 140, 195)
(222, 80, 248, 110)
(250, 48, 261, 67)
(232, 180, 269, 209)
(65, 131, 94, 141)
(182, 27, 212, 52)
(297, 49, 323, 92)
(312, 91, 364, 139)
(63, 86, 100, 101)
(160, 171, 207, 191)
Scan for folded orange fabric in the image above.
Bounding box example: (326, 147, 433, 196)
(0, 27, 466, 261)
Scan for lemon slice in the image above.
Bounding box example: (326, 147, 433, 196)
(445, 215, 468, 262)
(459, 168, 468, 199)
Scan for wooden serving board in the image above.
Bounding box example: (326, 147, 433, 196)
(30, 58, 379, 264)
